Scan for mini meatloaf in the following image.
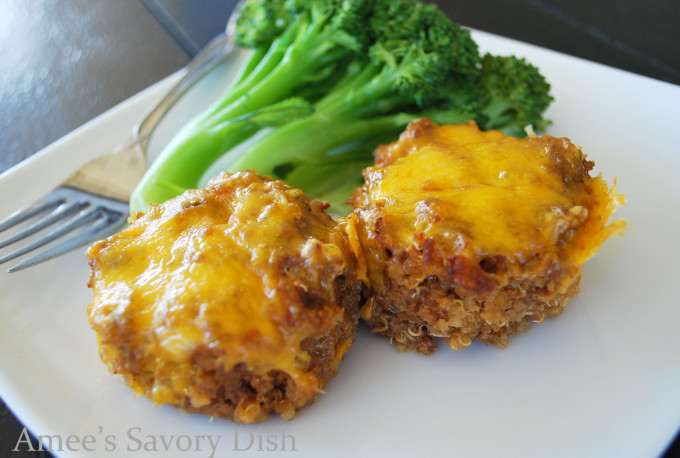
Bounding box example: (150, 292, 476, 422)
(345, 119, 624, 354)
(87, 170, 363, 423)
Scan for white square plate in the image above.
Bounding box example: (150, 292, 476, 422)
(1, 30, 679, 457)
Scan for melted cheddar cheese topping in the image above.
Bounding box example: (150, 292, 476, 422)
(88, 171, 352, 410)
(356, 120, 624, 265)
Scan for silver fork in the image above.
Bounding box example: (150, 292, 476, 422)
(0, 2, 246, 273)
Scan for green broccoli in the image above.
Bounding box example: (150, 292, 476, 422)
(225, 0, 481, 207)
(131, 0, 373, 212)
(130, 0, 553, 215)
(477, 53, 554, 137)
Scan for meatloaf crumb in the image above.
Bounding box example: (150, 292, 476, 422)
(87, 170, 363, 422)
(346, 119, 624, 353)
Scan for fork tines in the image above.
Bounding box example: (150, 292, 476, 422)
(0, 187, 129, 272)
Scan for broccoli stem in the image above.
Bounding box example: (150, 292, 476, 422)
(288, 157, 370, 215)
(313, 62, 382, 113)
(130, 14, 359, 212)
(225, 59, 433, 182)
(130, 98, 314, 212)
(313, 64, 411, 119)
(228, 111, 416, 178)
(230, 47, 268, 88)
(129, 0, 552, 216)
(200, 20, 308, 119)
(195, 20, 352, 129)
(130, 124, 257, 213)
(283, 128, 408, 214)
(479, 98, 514, 130)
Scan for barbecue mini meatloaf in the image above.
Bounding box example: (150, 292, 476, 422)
(345, 119, 624, 354)
(87, 170, 363, 423)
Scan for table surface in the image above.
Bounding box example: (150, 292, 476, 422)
(1, 1, 678, 456)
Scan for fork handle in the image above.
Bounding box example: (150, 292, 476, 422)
(133, 32, 234, 154)
(64, 31, 237, 203)
(64, 1, 247, 205)
(63, 138, 147, 202)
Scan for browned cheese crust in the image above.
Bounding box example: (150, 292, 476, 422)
(87, 170, 363, 423)
(345, 119, 624, 354)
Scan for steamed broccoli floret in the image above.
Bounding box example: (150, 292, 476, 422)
(131, 0, 554, 215)
(477, 53, 554, 137)
(227, 0, 482, 184)
(234, 0, 292, 49)
(131, 0, 373, 211)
